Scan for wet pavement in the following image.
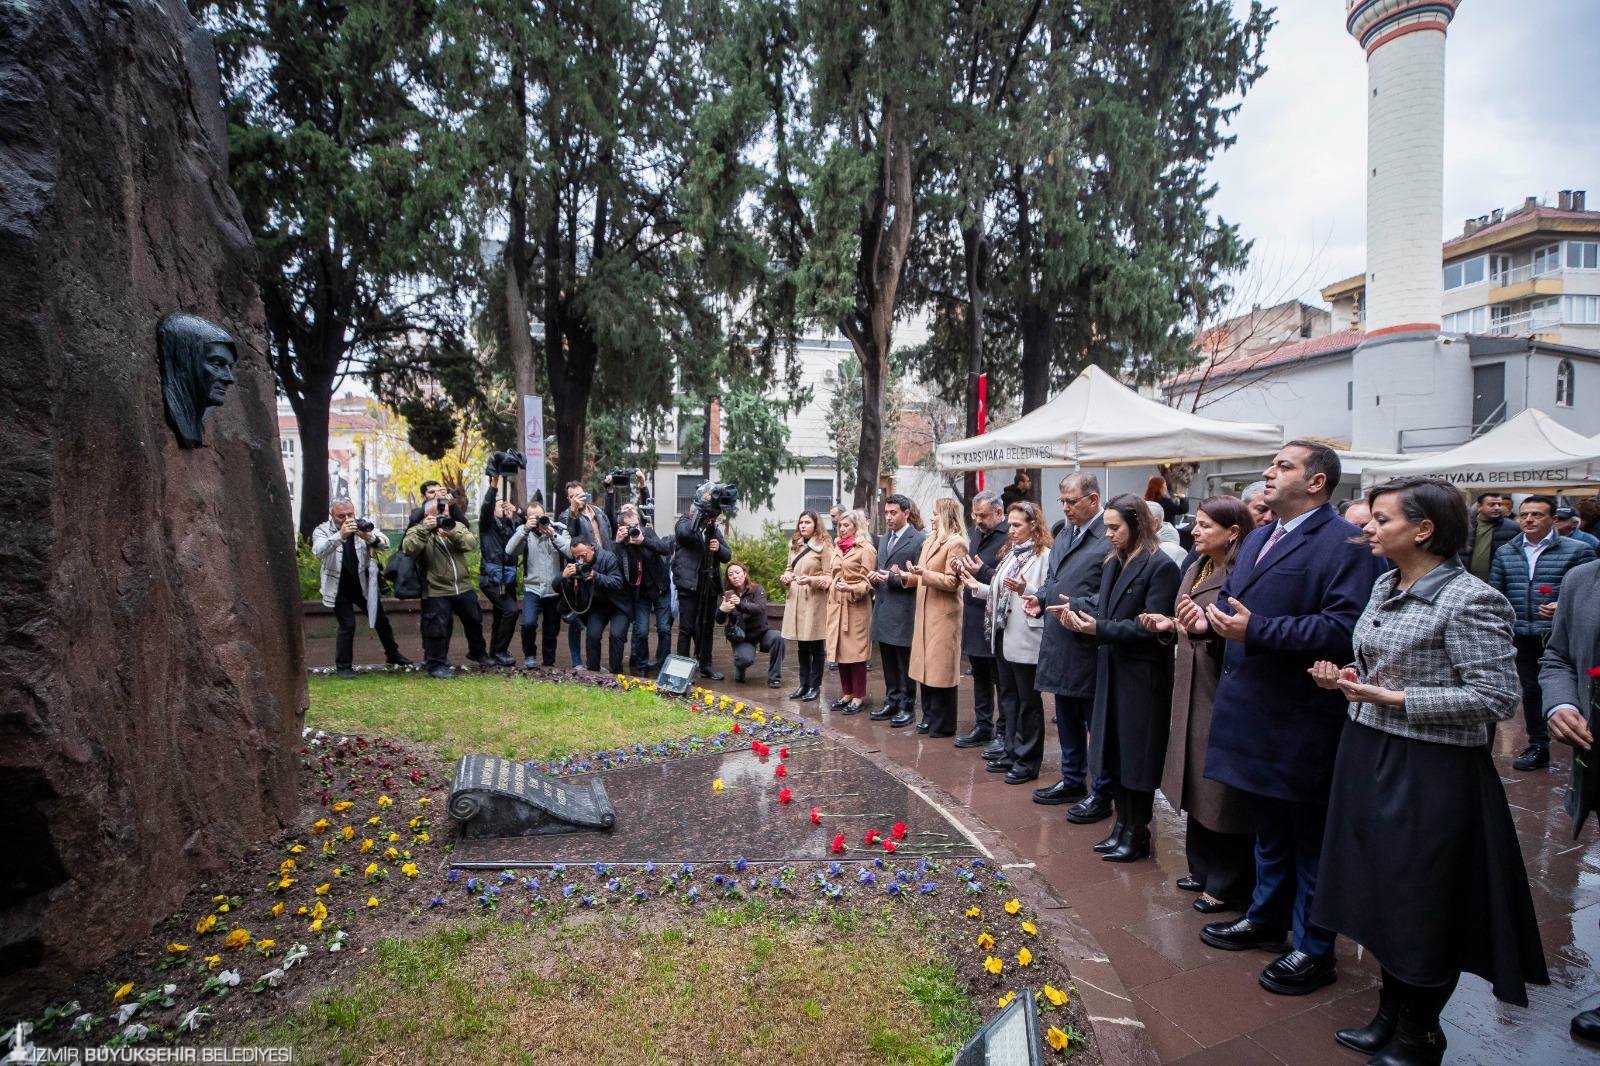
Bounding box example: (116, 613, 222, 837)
(309, 614, 1600, 1064)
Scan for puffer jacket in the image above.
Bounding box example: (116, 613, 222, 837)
(1488, 533, 1597, 637)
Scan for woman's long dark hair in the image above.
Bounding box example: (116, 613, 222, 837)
(1105, 493, 1160, 562)
(1196, 495, 1252, 569)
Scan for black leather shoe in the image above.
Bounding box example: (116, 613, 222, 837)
(1513, 744, 1550, 771)
(335, 667, 359, 680)
(734, 671, 748, 684)
(1003, 767, 1038, 785)
(700, 668, 725, 681)
(1336, 984, 1399, 1054)
(471, 655, 495, 668)
(800, 688, 820, 702)
(1571, 1007, 1600, 1043)
(1092, 823, 1127, 854)
(889, 710, 915, 728)
(841, 700, 866, 716)
(788, 686, 807, 699)
(768, 678, 783, 688)
(1102, 827, 1151, 863)
(493, 653, 517, 667)
(869, 703, 896, 721)
(385, 654, 415, 668)
(830, 695, 853, 710)
(427, 666, 454, 680)
(1258, 949, 1336, 996)
(1367, 1012, 1445, 1066)
(1192, 896, 1236, 914)
(915, 721, 931, 734)
(1032, 780, 1088, 806)
(953, 728, 993, 749)
(985, 760, 1014, 774)
(1176, 876, 1202, 892)
(982, 737, 1006, 759)
(1199, 917, 1288, 953)
(1066, 793, 1114, 825)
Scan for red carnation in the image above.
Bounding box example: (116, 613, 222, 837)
(864, 829, 882, 845)
(810, 807, 822, 825)
(890, 821, 907, 841)
(1588, 666, 1600, 678)
(1540, 585, 1554, 596)
(732, 722, 742, 734)
(774, 764, 788, 779)
(883, 840, 897, 853)
(831, 834, 846, 854)
(779, 746, 790, 760)
(778, 787, 793, 805)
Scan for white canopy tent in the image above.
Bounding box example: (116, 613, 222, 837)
(935, 365, 1284, 473)
(1360, 409, 1600, 494)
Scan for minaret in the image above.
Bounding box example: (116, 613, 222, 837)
(1346, 0, 1468, 454)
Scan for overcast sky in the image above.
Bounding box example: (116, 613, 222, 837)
(1207, 0, 1600, 310)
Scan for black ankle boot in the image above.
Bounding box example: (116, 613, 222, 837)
(1102, 826, 1151, 863)
(1091, 823, 1127, 854)
(1336, 983, 1400, 1054)
(1366, 1010, 1446, 1066)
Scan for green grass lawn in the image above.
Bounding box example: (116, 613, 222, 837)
(249, 905, 977, 1065)
(305, 673, 706, 762)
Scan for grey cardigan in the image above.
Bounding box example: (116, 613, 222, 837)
(1347, 560, 1520, 747)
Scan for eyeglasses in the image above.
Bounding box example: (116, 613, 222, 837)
(1060, 496, 1083, 507)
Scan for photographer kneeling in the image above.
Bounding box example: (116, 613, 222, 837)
(718, 562, 785, 688)
(402, 498, 489, 679)
(313, 499, 412, 678)
(558, 540, 629, 673)
(477, 476, 522, 667)
(506, 502, 571, 668)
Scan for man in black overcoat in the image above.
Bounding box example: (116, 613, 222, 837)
(868, 494, 926, 727)
(954, 491, 1009, 751)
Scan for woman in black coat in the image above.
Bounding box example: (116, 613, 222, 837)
(1058, 493, 1181, 862)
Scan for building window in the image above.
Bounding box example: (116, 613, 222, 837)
(280, 438, 295, 457)
(803, 478, 833, 516)
(1563, 294, 1600, 324)
(1532, 243, 1563, 277)
(1442, 256, 1486, 290)
(1556, 360, 1575, 407)
(1566, 241, 1600, 270)
(1490, 254, 1512, 284)
(1442, 306, 1488, 333)
(1346, 381, 1353, 412)
(676, 474, 703, 519)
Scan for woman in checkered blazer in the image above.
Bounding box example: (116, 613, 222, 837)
(1308, 477, 1547, 1066)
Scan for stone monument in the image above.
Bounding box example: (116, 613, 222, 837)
(0, 0, 305, 1007)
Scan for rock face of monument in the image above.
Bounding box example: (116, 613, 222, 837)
(0, 0, 305, 1006)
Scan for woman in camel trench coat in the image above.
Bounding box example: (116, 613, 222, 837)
(899, 497, 968, 737)
(815, 509, 877, 714)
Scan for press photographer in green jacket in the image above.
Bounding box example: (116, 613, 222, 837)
(403, 502, 489, 678)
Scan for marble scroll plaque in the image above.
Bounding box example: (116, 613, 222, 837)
(448, 754, 616, 838)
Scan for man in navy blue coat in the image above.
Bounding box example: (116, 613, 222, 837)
(1181, 441, 1383, 997)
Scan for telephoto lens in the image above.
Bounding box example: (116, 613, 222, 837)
(355, 519, 375, 533)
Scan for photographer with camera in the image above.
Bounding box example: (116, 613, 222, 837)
(476, 460, 523, 667)
(718, 562, 785, 687)
(505, 501, 571, 668)
(563, 481, 612, 549)
(558, 539, 629, 672)
(613, 502, 671, 674)
(312, 499, 413, 678)
(674, 483, 736, 680)
(402, 494, 489, 678)
(406, 480, 468, 531)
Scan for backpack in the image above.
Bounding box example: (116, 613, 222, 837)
(385, 549, 425, 600)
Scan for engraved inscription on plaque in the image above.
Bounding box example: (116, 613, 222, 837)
(447, 754, 616, 839)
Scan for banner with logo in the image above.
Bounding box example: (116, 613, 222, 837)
(522, 395, 547, 505)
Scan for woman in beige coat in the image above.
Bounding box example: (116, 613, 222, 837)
(780, 510, 834, 703)
(813, 510, 877, 714)
(899, 498, 969, 737)
(1141, 496, 1256, 912)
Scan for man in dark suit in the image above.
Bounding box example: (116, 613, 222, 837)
(868, 494, 926, 727)
(1541, 558, 1600, 1044)
(1183, 441, 1383, 996)
(954, 491, 1010, 751)
(1025, 473, 1111, 821)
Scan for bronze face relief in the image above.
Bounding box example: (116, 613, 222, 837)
(158, 313, 236, 447)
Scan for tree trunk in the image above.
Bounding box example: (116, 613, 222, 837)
(550, 324, 597, 489)
(850, 332, 885, 510)
(294, 385, 332, 542)
(1018, 300, 1051, 493)
(504, 56, 538, 501)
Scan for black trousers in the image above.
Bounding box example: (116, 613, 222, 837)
(732, 630, 785, 683)
(921, 684, 958, 737)
(519, 592, 560, 665)
(993, 633, 1043, 774)
(1116, 786, 1155, 831)
(420, 591, 486, 670)
(1185, 816, 1256, 904)
(1514, 635, 1549, 746)
(676, 589, 716, 669)
(333, 589, 401, 669)
(878, 641, 913, 711)
(969, 654, 998, 734)
(795, 639, 826, 692)
(482, 583, 520, 656)
(582, 605, 629, 673)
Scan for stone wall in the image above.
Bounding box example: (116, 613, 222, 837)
(0, 0, 305, 1007)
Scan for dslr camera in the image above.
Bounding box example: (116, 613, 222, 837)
(429, 497, 456, 530)
(354, 518, 375, 533)
(604, 467, 634, 488)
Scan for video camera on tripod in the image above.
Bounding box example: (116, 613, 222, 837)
(693, 480, 738, 523)
(605, 467, 655, 524)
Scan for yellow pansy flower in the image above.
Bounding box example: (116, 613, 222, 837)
(384, 847, 399, 861)
(1045, 1027, 1070, 1052)
(112, 982, 134, 1004)
(1016, 946, 1033, 967)
(1003, 898, 1021, 915)
(983, 955, 1003, 975)
(279, 858, 296, 874)
(964, 907, 982, 920)
(276, 877, 295, 891)
(363, 863, 379, 877)
(367, 816, 382, 826)
(415, 833, 430, 843)
(194, 914, 217, 935)
(311, 901, 327, 922)
(360, 838, 375, 853)
(295, 906, 308, 916)
(1042, 985, 1068, 1007)
(401, 863, 419, 879)
(311, 818, 330, 835)
(204, 954, 220, 971)
(224, 928, 251, 950)
(417, 797, 431, 807)
(976, 931, 995, 950)
(340, 826, 355, 841)
(310, 919, 323, 933)
(331, 800, 353, 813)
(216, 903, 229, 914)
(377, 795, 393, 808)
(997, 990, 1015, 1008)
(386, 832, 399, 843)
(166, 943, 188, 955)
(271, 903, 284, 918)
(712, 778, 725, 792)
(256, 939, 276, 954)
(288, 844, 306, 854)
(1021, 920, 1038, 937)
(366, 896, 380, 908)
(315, 883, 331, 896)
